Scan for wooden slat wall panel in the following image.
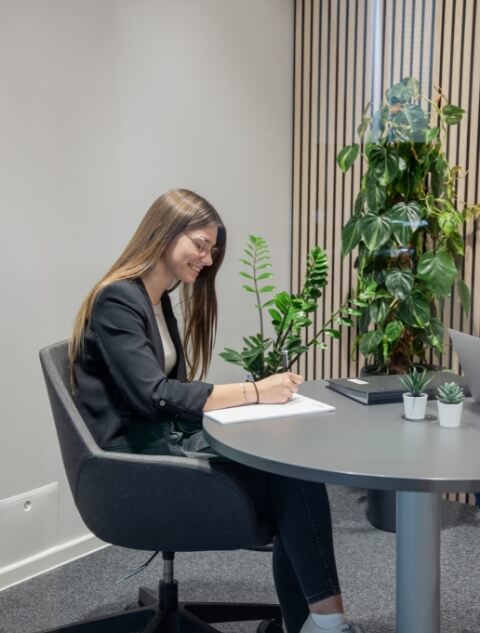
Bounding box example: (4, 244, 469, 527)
(293, 0, 480, 381)
(292, 0, 303, 302)
(444, 491, 476, 505)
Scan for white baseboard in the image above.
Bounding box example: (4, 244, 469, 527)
(0, 533, 108, 591)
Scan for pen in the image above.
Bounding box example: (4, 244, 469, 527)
(281, 349, 289, 372)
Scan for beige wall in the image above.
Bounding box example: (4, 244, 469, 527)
(0, 0, 293, 588)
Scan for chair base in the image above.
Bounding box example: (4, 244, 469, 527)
(34, 585, 282, 633)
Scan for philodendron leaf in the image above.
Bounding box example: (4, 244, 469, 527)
(425, 317, 444, 352)
(446, 232, 465, 256)
(359, 329, 384, 356)
(385, 269, 414, 300)
(390, 104, 428, 142)
(395, 164, 422, 198)
(360, 213, 392, 251)
(368, 144, 401, 185)
(354, 191, 366, 215)
(442, 104, 465, 125)
(370, 106, 388, 142)
(357, 117, 371, 138)
(337, 143, 359, 172)
(384, 201, 424, 245)
(425, 127, 440, 143)
(384, 320, 404, 342)
(369, 299, 389, 324)
(457, 278, 471, 314)
(416, 250, 457, 297)
(341, 214, 362, 257)
(385, 77, 419, 104)
(438, 210, 462, 236)
(398, 292, 431, 328)
(366, 177, 386, 212)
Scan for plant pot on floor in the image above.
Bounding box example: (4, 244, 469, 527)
(437, 401, 463, 428)
(366, 366, 434, 530)
(366, 489, 396, 532)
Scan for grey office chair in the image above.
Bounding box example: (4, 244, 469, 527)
(37, 341, 282, 633)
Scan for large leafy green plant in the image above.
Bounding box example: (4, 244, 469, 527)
(220, 235, 363, 380)
(337, 77, 477, 374)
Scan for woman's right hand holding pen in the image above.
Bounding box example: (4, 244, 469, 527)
(255, 372, 304, 404)
(204, 371, 304, 411)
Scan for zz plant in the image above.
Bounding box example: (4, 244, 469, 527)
(337, 77, 478, 374)
(220, 235, 364, 380)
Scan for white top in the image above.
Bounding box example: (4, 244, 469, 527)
(153, 302, 177, 376)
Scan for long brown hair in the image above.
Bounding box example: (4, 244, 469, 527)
(70, 189, 226, 381)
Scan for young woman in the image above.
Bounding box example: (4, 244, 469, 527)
(70, 189, 365, 633)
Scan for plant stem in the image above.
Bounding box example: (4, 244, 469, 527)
(276, 321, 294, 357)
(287, 311, 338, 368)
(273, 311, 289, 351)
(253, 244, 264, 342)
(251, 241, 266, 376)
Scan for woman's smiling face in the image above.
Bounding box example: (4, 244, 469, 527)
(162, 223, 219, 285)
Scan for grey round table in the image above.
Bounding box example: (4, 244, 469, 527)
(203, 380, 480, 633)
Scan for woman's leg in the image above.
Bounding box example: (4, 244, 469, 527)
(213, 460, 352, 631)
(268, 475, 343, 616)
(272, 535, 310, 633)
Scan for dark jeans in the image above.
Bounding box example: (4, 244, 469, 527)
(183, 433, 341, 633)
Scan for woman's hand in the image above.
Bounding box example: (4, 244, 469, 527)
(255, 372, 304, 404)
(204, 373, 304, 411)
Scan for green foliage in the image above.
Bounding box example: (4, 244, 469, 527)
(436, 382, 465, 404)
(220, 235, 357, 380)
(337, 76, 477, 373)
(398, 367, 433, 396)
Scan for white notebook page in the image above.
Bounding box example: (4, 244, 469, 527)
(205, 394, 335, 425)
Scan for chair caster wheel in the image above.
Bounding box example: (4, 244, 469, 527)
(257, 619, 283, 633)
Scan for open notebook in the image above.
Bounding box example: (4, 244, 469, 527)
(204, 394, 335, 425)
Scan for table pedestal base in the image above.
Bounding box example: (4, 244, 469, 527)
(396, 491, 441, 633)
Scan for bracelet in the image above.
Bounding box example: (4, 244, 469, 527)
(246, 379, 260, 404)
(242, 382, 248, 403)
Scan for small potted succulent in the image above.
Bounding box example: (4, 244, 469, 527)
(436, 382, 465, 428)
(399, 367, 433, 420)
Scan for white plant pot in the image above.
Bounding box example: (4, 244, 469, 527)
(403, 393, 428, 420)
(437, 401, 463, 428)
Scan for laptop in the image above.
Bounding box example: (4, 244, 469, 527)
(448, 328, 480, 402)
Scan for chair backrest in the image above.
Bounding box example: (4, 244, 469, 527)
(39, 341, 273, 551)
(39, 341, 100, 494)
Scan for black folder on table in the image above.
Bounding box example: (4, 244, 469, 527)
(326, 372, 471, 405)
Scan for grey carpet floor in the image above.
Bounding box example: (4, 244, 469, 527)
(1, 485, 480, 633)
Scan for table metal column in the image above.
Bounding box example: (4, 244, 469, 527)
(396, 491, 441, 633)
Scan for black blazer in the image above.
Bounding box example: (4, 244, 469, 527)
(74, 278, 213, 455)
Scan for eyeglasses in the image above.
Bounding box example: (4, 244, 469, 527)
(184, 233, 220, 259)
